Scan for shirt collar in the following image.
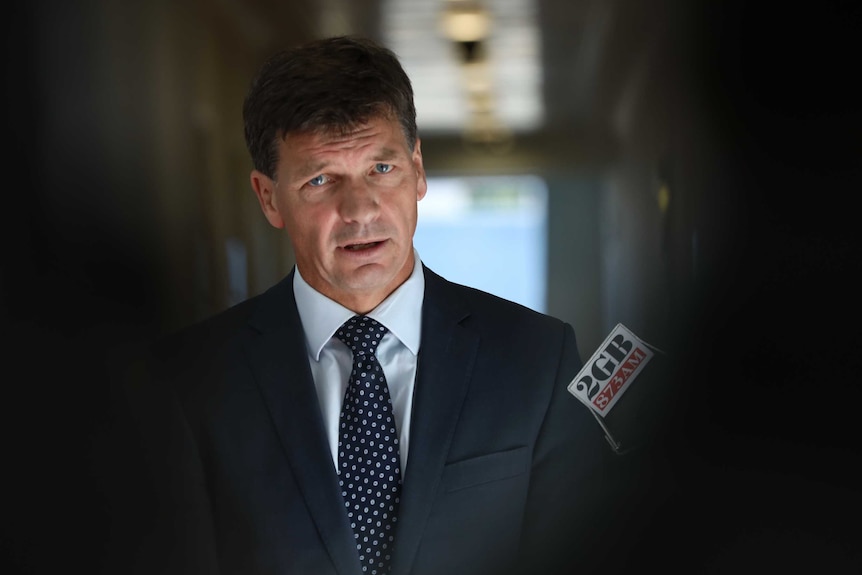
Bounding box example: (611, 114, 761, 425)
(293, 250, 425, 361)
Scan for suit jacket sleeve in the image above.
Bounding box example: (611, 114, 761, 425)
(102, 347, 222, 575)
(515, 322, 620, 575)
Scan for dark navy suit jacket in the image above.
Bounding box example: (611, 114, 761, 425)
(130, 266, 615, 575)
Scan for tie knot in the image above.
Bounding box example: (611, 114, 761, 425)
(335, 315, 388, 356)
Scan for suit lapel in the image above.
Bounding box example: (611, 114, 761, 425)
(391, 267, 480, 575)
(244, 272, 361, 575)
(241, 267, 479, 575)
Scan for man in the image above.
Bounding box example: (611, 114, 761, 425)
(142, 35, 616, 575)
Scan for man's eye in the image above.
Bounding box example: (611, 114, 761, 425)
(307, 175, 328, 187)
(374, 163, 393, 174)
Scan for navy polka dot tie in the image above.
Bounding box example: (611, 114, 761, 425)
(335, 315, 402, 574)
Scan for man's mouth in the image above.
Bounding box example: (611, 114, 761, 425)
(343, 241, 383, 251)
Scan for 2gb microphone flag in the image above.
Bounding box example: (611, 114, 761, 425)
(568, 323, 654, 416)
(567, 323, 665, 454)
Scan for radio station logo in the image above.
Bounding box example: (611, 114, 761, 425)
(567, 324, 654, 416)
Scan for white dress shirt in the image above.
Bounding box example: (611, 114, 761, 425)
(293, 251, 424, 477)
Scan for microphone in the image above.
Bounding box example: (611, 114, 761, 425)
(567, 323, 667, 454)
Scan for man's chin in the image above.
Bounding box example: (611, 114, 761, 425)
(337, 264, 393, 294)
(330, 263, 410, 309)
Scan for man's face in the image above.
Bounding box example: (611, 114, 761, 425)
(251, 115, 427, 313)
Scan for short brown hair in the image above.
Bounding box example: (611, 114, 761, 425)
(242, 35, 417, 179)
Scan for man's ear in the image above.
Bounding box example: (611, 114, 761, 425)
(413, 139, 427, 201)
(250, 170, 285, 229)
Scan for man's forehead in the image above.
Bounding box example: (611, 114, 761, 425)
(283, 117, 406, 152)
(277, 120, 410, 178)
(281, 121, 366, 142)
(289, 145, 400, 172)
(279, 106, 399, 141)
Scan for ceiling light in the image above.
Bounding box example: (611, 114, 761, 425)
(441, 1, 490, 42)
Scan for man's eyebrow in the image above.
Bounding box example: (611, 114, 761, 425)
(372, 147, 399, 161)
(286, 147, 404, 182)
(291, 160, 329, 180)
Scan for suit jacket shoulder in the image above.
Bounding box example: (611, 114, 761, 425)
(147, 272, 299, 389)
(424, 265, 571, 336)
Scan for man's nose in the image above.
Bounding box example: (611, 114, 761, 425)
(337, 178, 380, 223)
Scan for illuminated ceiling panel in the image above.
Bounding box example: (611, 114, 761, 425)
(382, 0, 543, 136)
